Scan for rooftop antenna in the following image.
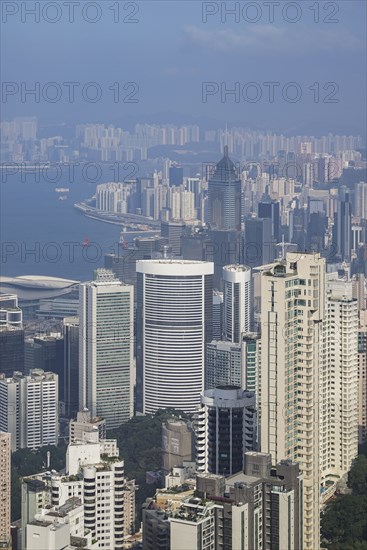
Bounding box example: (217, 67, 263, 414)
(224, 122, 228, 156)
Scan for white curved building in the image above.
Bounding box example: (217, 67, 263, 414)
(136, 260, 214, 414)
(222, 265, 251, 343)
(0, 275, 78, 301)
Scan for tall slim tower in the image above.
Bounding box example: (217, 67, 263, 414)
(207, 146, 241, 231)
(260, 253, 325, 550)
(0, 432, 11, 550)
(79, 270, 134, 429)
(136, 259, 213, 414)
(222, 264, 251, 342)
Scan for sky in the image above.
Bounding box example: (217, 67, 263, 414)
(1, 0, 366, 136)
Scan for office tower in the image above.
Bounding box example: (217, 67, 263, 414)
(286, 151, 297, 179)
(0, 294, 22, 327)
(212, 290, 223, 340)
(169, 164, 184, 186)
(260, 253, 325, 549)
(307, 211, 327, 253)
(69, 409, 106, 443)
(207, 146, 241, 231)
(162, 418, 194, 472)
(0, 369, 58, 451)
(161, 221, 186, 255)
(222, 264, 251, 342)
(79, 271, 134, 429)
(0, 432, 11, 550)
(21, 432, 134, 550)
(136, 259, 214, 414)
(332, 188, 352, 261)
(207, 229, 242, 290)
(0, 325, 24, 376)
(358, 311, 367, 443)
(63, 317, 79, 418)
(26, 333, 64, 400)
(258, 195, 280, 241)
(195, 386, 256, 475)
(243, 217, 275, 268)
(320, 276, 358, 490)
(289, 205, 307, 251)
(355, 181, 367, 220)
(105, 235, 167, 287)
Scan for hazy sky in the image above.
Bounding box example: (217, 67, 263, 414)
(1, 0, 366, 136)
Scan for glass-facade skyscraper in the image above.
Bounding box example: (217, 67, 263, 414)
(207, 146, 241, 231)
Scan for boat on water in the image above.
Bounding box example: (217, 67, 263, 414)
(82, 237, 90, 247)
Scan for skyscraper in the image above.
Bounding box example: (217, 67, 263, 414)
(63, 316, 79, 418)
(258, 195, 280, 242)
(260, 253, 325, 549)
(332, 187, 352, 261)
(0, 370, 58, 451)
(243, 217, 275, 268)
(0, 325, 24, 376)
(205, 341, 243, 390)
(0, 432, 11, 550)
(136, 259, 213, 414)
(222, 264, 251, 342)
(207, 146, 241, 231)
(79, 270, 134, 429)
(195, 386, 256, 475)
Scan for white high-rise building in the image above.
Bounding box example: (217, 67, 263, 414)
(222, 265, 251, 343)
(79, 270, 134, 429)
(21, 430, 134, 550)
(0, 370, 58, 451)
(136, 260, 214, 414)
(260, 253, 325, 550)
(0, 432, 11, 550)
(260, 254, 360, 549)
(320, 275, 358, 492)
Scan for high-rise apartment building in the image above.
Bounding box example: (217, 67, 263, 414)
(195, 386, 256, 475)
(260, 253, 325, 549)
(320, 276, 358, 495)
(222, 264, 251, 342)
(21, 430, 134, 550)
(79, 271, 134, 429)
(207, 146, 241, 231)
(136, 259, 213, 413)
(205, 340, 243, 390)
(0, 432, 11, 550)
(0, 370, 58, 451)
(358, 310, 367, 444)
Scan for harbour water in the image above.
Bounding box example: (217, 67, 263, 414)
(0, 165, 159, 281)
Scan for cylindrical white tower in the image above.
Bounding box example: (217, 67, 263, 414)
(222, 264, 251, 343)
(136, 259, 214, 414)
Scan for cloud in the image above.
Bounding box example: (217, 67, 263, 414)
(183, 25, 364, 54)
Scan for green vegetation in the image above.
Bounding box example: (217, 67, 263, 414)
(109, 408, 191, 527)
(321, 452, 367, 549)
(11, 444, 67, 521)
